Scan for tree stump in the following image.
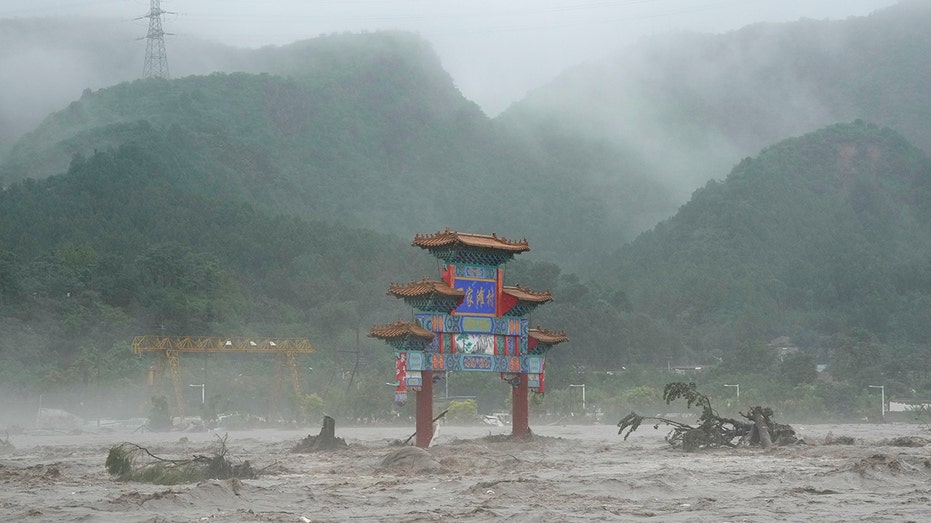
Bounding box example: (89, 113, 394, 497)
(314, 416, 337, 450)
(292, 415, 348, 452)
(750, 407, 773, 449)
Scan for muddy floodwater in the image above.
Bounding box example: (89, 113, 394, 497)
(1, 421, 930, 522)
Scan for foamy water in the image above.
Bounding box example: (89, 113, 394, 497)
(1, 422, 929, 521)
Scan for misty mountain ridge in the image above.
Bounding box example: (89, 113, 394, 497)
(4, 30, 469, 172)
(0, 16, 244, 157)
(500, 0, 931, 210)
(6, 2, 931, 257)
(0, 18, 473, 161)
(1, 30, 668, 269)
(605, 121, 931, 357)
(5, 6, 931, 317)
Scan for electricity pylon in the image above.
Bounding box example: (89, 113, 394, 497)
(137, 0, 173, 79)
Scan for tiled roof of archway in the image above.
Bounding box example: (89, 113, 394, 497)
(412, 228, 530, 253)
(369, 321, 435, 341)
(503, 285, 553, 303)
(528, 327, 569, 345)
(388, 279, 464, 298)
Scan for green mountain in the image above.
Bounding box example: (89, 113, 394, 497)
(604, 121, 931, 369)
(0, 31, 667, 268)
(8, 3, 931, 260)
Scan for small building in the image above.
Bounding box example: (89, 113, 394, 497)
(889, 399, 931, 413)
(768, 336, 800, 362)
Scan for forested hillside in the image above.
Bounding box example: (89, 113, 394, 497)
(603, 121, 931, 392)
(0, 128, 432, 387)
(10, 3, 931, 265)
(1, 31, 666, 269)
(0, 123, 659, 418)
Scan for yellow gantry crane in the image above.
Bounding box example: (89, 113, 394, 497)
(132, 336, 315, 421)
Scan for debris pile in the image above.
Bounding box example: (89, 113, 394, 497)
(617, 382, 801, 451)
(105, 434, 256, 484)
(0, 433, 14, 455)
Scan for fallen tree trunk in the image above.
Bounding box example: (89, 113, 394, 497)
(750, 406, 773, 449)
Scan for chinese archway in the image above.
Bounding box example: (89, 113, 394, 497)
(370, 229, 567, 447)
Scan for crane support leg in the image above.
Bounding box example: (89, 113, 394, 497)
(166, 349, 184, 423)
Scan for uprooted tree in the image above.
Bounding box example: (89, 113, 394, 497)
(617, 382, 800, 452)
(106, 434, 257, 484)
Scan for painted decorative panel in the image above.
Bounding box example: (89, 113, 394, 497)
(461, 317, 493, 333)
(416, 314, 525, 336)
(528, 374, 541, 390)
(402, 351, 543, 374)
(408, 351, 425, 371)
(454, 265, 497, 279)
(527, 356, 544, 374)
(406, 370, 422, 389)
(455, 333, 495, 355)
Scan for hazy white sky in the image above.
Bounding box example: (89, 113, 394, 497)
(1, 0, 898, 115)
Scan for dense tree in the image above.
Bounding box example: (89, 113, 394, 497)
(779, 352, 818, 386)
(830, 329, 884, 388)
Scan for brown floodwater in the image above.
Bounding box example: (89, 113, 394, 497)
(1, 421, 930, 522)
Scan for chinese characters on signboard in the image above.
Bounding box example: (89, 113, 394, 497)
(454, 269, 496, 316)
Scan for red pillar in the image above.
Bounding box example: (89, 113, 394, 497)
(512, 373, 530, 437)
(415, 370, 434, 448)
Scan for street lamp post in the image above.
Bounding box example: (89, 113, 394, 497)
(189, 384, 205, 405)
(868, 385, 885, 422)
(724, 384, 740, 399)
(569, 384, 586, 411)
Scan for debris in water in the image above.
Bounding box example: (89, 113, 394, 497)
(617, 382, 801, 451)
(292, 416, 348, 452)
(105, 433, 256, 484)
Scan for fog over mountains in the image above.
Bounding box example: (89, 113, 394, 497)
(2, 2, 931, 406)
(500, 0, 931, 205)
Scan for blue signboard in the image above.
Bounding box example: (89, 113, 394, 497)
(453, 279, 497, 315)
